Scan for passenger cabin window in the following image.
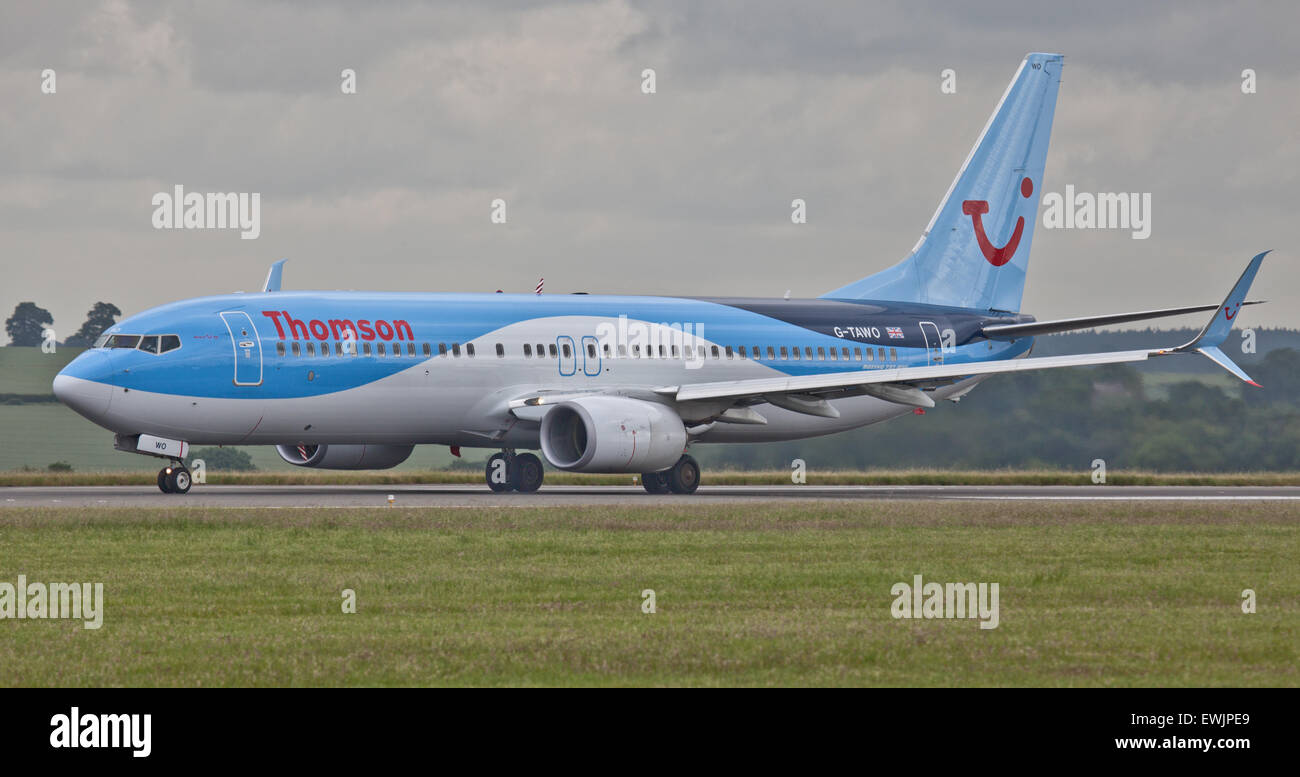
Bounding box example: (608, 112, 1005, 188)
(548, 344, 557, 358)
(768, 347, 776, 360)
(422, 343, 431, 356)
(878, 347, 886, 361)
(307, 342, 316, 356)
(408, 343, 416, 356)
(496, 343, 505, 358)
(292, 342, 301, 356)
(725, 346, 734, 359)
(536, 344, 545, 358)
(586, 343, 596, 359)
(439, 343, 448, 356)
(791, 347, 800, 360)
(276, 342, 286, 356)
(562, 343, 571, 358)
(889, 347, 898, 361)
(855, 348, 863, 360)
(452, 343, 461, 357)
(377, 343, 385, 356)
(466, 343, 475, 357)
(779, 346, 788, 359)
(711, 346, 720, 359)
(524, 344, 533, 357)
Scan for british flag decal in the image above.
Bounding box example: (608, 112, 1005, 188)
(886, 326, 904, 339)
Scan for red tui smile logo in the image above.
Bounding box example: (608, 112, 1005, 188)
(1224, 303, 1241, 321)
(963, 177, 1033, 267)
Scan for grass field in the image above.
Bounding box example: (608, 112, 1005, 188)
(1, 501, 1296, 686)
(0, 346, 81, 396)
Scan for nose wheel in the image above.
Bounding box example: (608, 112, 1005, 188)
(157, 464, 192, 494)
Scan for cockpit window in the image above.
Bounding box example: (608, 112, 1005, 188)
(98, 333, 181, 353)
(105, 334, 140, 349)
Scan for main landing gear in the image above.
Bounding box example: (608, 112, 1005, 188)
(156, 462, 192, 494)
(642, 454, 700, 495)
(485, 450, 544, 493)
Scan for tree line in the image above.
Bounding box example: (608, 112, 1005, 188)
(4, 302, 120, 347)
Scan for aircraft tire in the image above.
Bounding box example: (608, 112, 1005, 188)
(513, 453, 544, 492)
(667, 455, 700, 495)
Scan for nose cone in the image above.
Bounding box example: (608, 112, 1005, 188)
(53, 350, 113, 421)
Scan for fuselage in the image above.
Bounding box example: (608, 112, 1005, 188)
(53, 291, 1034, 449)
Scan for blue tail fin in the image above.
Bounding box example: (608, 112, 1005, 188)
(823, 53, 1063, 312)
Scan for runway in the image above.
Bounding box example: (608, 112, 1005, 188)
(4, 484, 1300, 508)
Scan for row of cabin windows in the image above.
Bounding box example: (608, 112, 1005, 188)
(273, 340, 898, 362)
(595, 344, 898, 362)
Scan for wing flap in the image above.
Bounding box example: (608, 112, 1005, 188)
(660, 349, 1153, 403)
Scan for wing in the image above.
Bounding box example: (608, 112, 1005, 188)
(656, 251, 1269, 411)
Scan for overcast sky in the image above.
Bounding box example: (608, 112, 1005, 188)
(3, 0, 1297, 341)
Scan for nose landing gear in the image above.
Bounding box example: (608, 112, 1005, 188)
(157, 463, 192, 494)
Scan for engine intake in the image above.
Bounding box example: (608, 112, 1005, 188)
(540, 397, 686, 473)
(275, 443, 414, 470)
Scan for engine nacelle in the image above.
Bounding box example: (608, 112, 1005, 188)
(540, 397, 687, 473)
(275, 444, 414, 470)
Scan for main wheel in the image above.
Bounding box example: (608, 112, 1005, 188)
(485, 452, 515, 492)
(667, 454, 700, 495)
(166, 467, 192, 494)
(641, 470, 671, 494)
(513, 453, 544, 492)
(157, 468, 173, 494)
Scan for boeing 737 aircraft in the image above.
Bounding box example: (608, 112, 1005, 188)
(53, 53, 1268, 494)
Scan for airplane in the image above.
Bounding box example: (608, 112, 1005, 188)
(52, 52, 1268, 495)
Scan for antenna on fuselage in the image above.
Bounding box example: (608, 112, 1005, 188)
(263, 259, 287, 293)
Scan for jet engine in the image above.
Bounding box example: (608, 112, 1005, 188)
(539, 396, 687, 473)
(275, 443, 414, 470)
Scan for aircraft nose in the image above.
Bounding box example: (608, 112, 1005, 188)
(53, 350, 113, 420)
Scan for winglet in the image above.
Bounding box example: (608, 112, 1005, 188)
(1150, 251, 1268, 385)
(262, 259, 286, 293)
(1197, 345, 1260, 387)
(1174, 251, 1268, 351)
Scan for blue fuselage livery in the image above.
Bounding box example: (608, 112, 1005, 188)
(55, 291, 1030, 443)
(51, 53, 1268, 494)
